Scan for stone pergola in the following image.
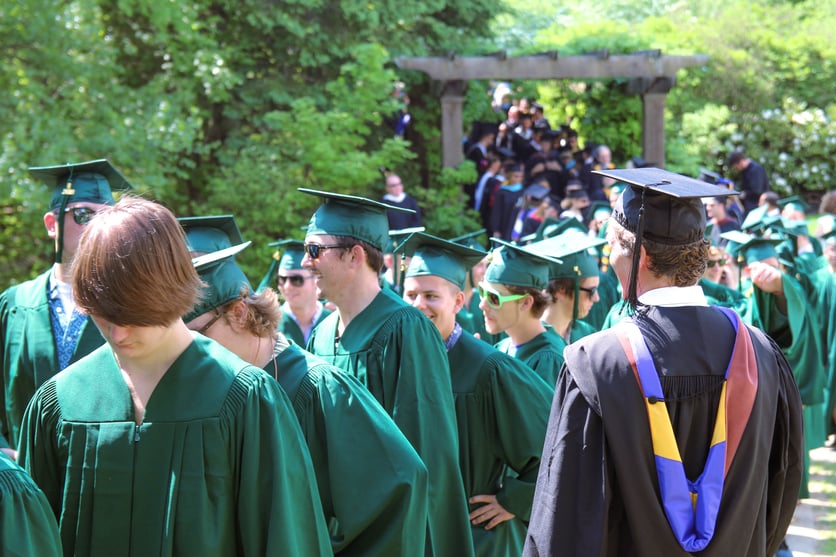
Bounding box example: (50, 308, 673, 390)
(395, 51, 709, 168)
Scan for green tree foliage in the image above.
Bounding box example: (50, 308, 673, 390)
(494, 0, 834, 190)
(0, 0, 500, 288)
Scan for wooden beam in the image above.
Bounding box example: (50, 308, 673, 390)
(395, 54, 708, 81)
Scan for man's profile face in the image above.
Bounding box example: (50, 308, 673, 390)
(301, 234, 345, 301)
(44, 201, 109, 263)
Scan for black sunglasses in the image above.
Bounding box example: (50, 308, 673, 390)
(303, 243, 344, 260)
(578, 286, 599, 298)
(62, 206, 97, 225)
(278, 275, 312, 287)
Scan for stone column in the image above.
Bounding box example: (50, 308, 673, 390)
(440, 80, 466, 168)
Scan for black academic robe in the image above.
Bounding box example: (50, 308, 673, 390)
(524, 305, 803, 557)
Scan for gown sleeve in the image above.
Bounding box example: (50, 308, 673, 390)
(490, 358, 552, 520)
(312, 368, 429, 555)
(523, 363, 607, 557)
(18, 380, 63, 519)
(0, 452, 62, 556)
(229, 370, 332, 556)
(379, 314, 475, 557)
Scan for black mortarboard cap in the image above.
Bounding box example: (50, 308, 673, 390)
(598, 167, 739, 306)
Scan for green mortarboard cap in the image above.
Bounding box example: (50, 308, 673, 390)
(484, 238, 561, 290)
(609, 181, 628, 196)
(740, 204, 782, 233)
(275, 239, 306, 270)
(542, 217, 588, 240)
(398, 232, 487, 290)
(597, 167, 738, 305)
(300, 188, 413, 252)
(185, 242, 253, 322)
(386, 226, 425, 254)
(255, 238, 303, 293)
(526, 232, 606, 279)
(29, 158, 133, 264)
(704, 222, 715, 241)
(774, 217, 811, 238)
(777, 195, 809, 214)
(720, 230, 781, 265)
(450, 229, 487, 251)
(29, 159, 132, 210)
(178, 215, 245, 255)
(587, 201, 613, 222)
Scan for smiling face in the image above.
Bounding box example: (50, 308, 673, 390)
(301, 234, 348, 301)
(277, 269, 317, 312)
(402, 275, 464, 340)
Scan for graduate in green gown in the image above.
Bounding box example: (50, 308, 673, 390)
(299, 189, 474, 557)
(814, 231, 836, 438)
(398, 232, 552, 557)
(186, 243, 430, 556)
(257, 240, 331, 346)
(526, 232, 607, 349)
(722, 230, 828, 498)
(0, 160, 131, 456)
(0, 451, 62, 556)
(20, 197, 331, 556)
(481, 239, 563, 386)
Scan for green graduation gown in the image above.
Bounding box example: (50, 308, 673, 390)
(0, 269, 105, 449)
(272, 340, 429, 556)
(447, 331, 552, 557)
(278, 303, 331, 347)
(0, 451, 62, 556)
(814, 266, 836, 436)
(19, 336, 331, 557)
(308, 288, 474, 557)
(495, 331, 564, 387)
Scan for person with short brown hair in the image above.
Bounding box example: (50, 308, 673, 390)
(480, 238, 564, 386)
(20, 196, 331, 556)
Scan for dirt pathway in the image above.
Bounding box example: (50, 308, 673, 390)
(785, 446, 836, 557)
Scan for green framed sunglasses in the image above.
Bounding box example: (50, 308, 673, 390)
(478, 282, 527, 309)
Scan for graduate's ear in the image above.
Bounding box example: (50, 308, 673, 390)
(44, 210, 58, 239)
(453, 289, 465, 314)
(225, 299, 250, 333)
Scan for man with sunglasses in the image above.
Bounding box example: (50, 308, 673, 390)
(524, 168, 802, 557)
(273, 240, 331, 346)
(480, 238, 564, 386)
(399, 231, 552, 557)
(0, 159, 131, 459)
(299, 189, 475, 557)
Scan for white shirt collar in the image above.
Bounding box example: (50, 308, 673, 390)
(638, 285, 708, 307)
